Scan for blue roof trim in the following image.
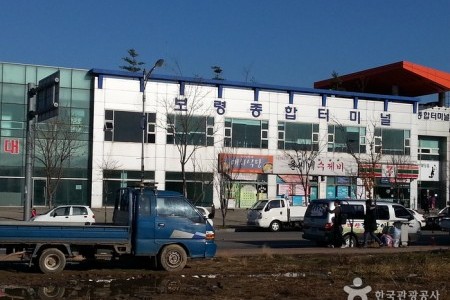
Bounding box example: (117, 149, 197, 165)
(322, 94, 327, 107)
(289, 91, 294, 104)
(179, 81, 185, 96)
(89, 69, 421, 107)
(254, 88, 259, 102)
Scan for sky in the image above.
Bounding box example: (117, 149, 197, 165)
(1, 1, 450, 90)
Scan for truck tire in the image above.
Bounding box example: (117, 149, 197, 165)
(269, 220, 282, 232)
(159, 244, 187, 272)
(38, 285, 65, 299)
(38, 248, 66, 274)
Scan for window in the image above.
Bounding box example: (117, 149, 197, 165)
(375, 128, 410, 155)
(268, 200, 284, 209)
(165, 171, 214, 207)
(224, 118, 268, 149)
(166, 114, 214, 146)
(54, 207, 70, 217)
(393, 205, 412, 220)
(341, 204, 365, 220)
(418, 138, 440, 161)
(104, 110, 156, 144)
(328, 125, 365, 153)
(2, 83, 26, 104)
(278, 122, 319, 150)
(72, 206, 88, 215)
(375, 205, 390, 220)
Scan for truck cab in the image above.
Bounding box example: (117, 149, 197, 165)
(113, 187, 217, 270)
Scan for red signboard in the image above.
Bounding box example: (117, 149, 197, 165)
(3, 139, 20, 154)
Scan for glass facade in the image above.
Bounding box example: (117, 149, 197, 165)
(224, 118, 268, 149)
(0, 63, 92, 206)
(328, 125, 366, 153)
(278, 122, 319, 151)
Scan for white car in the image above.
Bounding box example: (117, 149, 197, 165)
(31, 205, 95, 224)
(196, 206, 210, 218)
(196, 206, 214, 226)
(408, 209, 426, 228)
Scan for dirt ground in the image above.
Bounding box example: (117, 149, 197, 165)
(0, 249, 449, 299)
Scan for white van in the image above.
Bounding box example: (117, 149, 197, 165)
(302, 199, 421, 247)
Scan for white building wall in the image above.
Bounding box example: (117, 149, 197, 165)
(90, 73, 449, 209)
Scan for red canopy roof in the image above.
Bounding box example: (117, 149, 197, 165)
(314, 61, 450, 97)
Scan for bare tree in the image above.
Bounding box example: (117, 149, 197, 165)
(330, 71, 344, 91)
(158, 85, 216, 198)
(34, 115, 85, 207)
(216, 149, 244, 227)
(387, 154, 413, 206)
(96, 157, 121, 222)
(343, 122, 383, 203)
(242, 64, 257, 83)
(189, 151, 215, 206)
(283, 143, 324, 206)
(120, 49, 145, 73)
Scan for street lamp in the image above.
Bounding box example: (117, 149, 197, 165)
(141, 58, 164, 187)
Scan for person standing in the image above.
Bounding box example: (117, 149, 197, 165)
(327, 200, 345, 248)
(31, 208, 37, 218)
(363, 200, 383, 247)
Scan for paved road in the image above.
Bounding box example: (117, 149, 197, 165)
(1, 206, 449, 256)
(215, 228, 450, 256)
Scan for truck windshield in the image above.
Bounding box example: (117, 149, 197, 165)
(250, 200, 268, 210)
(157, 196, 203, 223)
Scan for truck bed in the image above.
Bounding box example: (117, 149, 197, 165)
(0, 221, 130, 245)
(288, 206, 308, 221)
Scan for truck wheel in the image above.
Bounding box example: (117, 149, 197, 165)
(38, 248, 66, 274)
(269, 221, 282, 232)
(38, 285, 65, 299)
(159, 244, 187, 272)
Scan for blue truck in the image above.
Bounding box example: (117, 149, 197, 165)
(0, 187, 216, 274)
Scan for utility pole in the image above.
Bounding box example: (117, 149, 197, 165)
(23, 83, 37, 221)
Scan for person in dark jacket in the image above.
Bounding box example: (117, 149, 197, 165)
(363, 200, 383, 247)
(327, 200, 345, 248)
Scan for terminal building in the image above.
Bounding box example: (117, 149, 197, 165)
(1, 61, 449, 210)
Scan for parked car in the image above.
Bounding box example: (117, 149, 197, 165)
(425, 207, 449, 230)
(196, 206, 215, 226)
(408, 209, 426, 228)
(303, 199, 421, 247)
(196, 206, 211, 218)
(31, 205, 95, 224)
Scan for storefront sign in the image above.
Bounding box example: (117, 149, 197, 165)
(419, 161, 439, 182)
(274, 154, 357, 176)
(218, 153, 273, 174)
